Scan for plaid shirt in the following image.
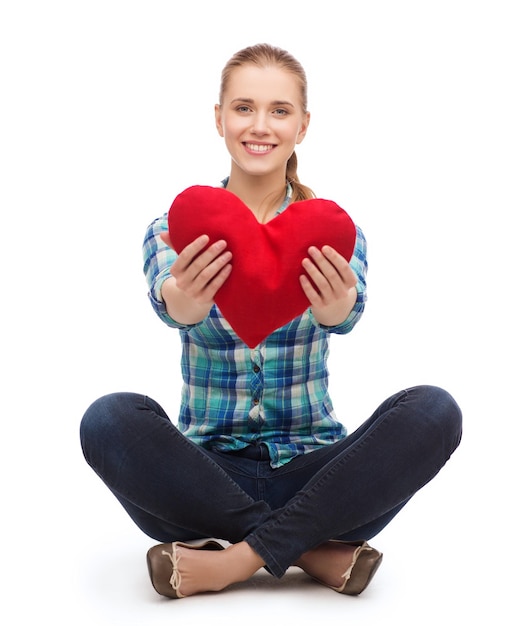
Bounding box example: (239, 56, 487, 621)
(142, 183, 368, 467)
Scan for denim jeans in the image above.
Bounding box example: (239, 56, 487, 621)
(80, 385, 462, 578)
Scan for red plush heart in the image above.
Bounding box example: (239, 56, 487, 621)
(168, 185, 356, 348)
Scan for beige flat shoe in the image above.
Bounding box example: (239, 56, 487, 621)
(316, 540, 383, 596)
(146, 539, 224, 598)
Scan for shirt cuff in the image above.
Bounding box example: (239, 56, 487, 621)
(307, 302, 362, 335)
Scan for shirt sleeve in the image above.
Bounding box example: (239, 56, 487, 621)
(309, 224, 368, 335)
(142, 212, 192, 329)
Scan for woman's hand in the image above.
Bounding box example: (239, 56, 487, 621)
(300, 245, 357, 327)
(160, 232, 232, 324)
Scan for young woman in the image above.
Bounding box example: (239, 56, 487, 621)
(80, 44, 462, 599)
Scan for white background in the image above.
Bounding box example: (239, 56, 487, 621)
(1, 1, 519, 624)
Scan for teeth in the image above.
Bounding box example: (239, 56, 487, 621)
(246, 143, 273, 152)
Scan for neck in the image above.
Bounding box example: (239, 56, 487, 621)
(226, 167, 287, 224)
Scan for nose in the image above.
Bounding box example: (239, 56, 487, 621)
(251, 112, 269, 135)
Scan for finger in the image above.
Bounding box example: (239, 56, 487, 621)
(302, 250, 337, 294)
(175, 236, 224, 275)
(195, 249, 233, 288)
(186, 240, 230, 281)
(173, 247, 232, 298)
(321, 246, 357, 288)
(202, 263, 233, 300)
(301, 257, 330, 294)
(307, 246, 354, 290)
(299, 274, 321, 305)
(311, 246, 344, 281)
(177, 234, 211, 263)
(321, 245, 350, 274)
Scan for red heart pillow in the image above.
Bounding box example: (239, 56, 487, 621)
(168, 185, 356, 348)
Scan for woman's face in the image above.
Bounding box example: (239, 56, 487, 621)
(215, 64, 310, 180)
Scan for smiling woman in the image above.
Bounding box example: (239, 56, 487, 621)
(80, 43, 462, 602)
(215, 64, 310, 223)
(216, 43, 315, 213)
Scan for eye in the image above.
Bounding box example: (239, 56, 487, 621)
(235, 105, 252, 113)
(273, 108, 288, 116)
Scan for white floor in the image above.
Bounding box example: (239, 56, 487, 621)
(2, 2, 520, 624)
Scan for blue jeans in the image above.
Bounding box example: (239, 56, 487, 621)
(80, 385, 462, 578)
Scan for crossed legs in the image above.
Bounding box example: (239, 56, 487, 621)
(80, 385, 462, 597)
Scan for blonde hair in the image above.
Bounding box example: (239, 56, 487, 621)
(219, 43, 315, 202)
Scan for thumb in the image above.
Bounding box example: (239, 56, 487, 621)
(160, 231, 173, 249)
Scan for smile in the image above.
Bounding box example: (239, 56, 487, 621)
(244, 143, 275, 153)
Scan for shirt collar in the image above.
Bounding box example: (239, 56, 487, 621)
(220, 177, 293, 216)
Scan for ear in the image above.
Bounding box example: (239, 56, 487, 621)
(215, 104, 224, 137)
(296, 111, 310, 145)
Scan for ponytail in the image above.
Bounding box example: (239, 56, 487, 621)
(286, 151, 315, 202)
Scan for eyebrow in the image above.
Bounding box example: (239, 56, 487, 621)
(230, 97, 296, 108)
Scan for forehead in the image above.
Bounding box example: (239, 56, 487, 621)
(223, 64, 302, 104)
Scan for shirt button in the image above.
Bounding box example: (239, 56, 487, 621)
(253, 398, 259, 405)
(253, 365, 260, 373)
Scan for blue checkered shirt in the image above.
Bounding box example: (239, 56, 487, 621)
(142, 183, 368, 467)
